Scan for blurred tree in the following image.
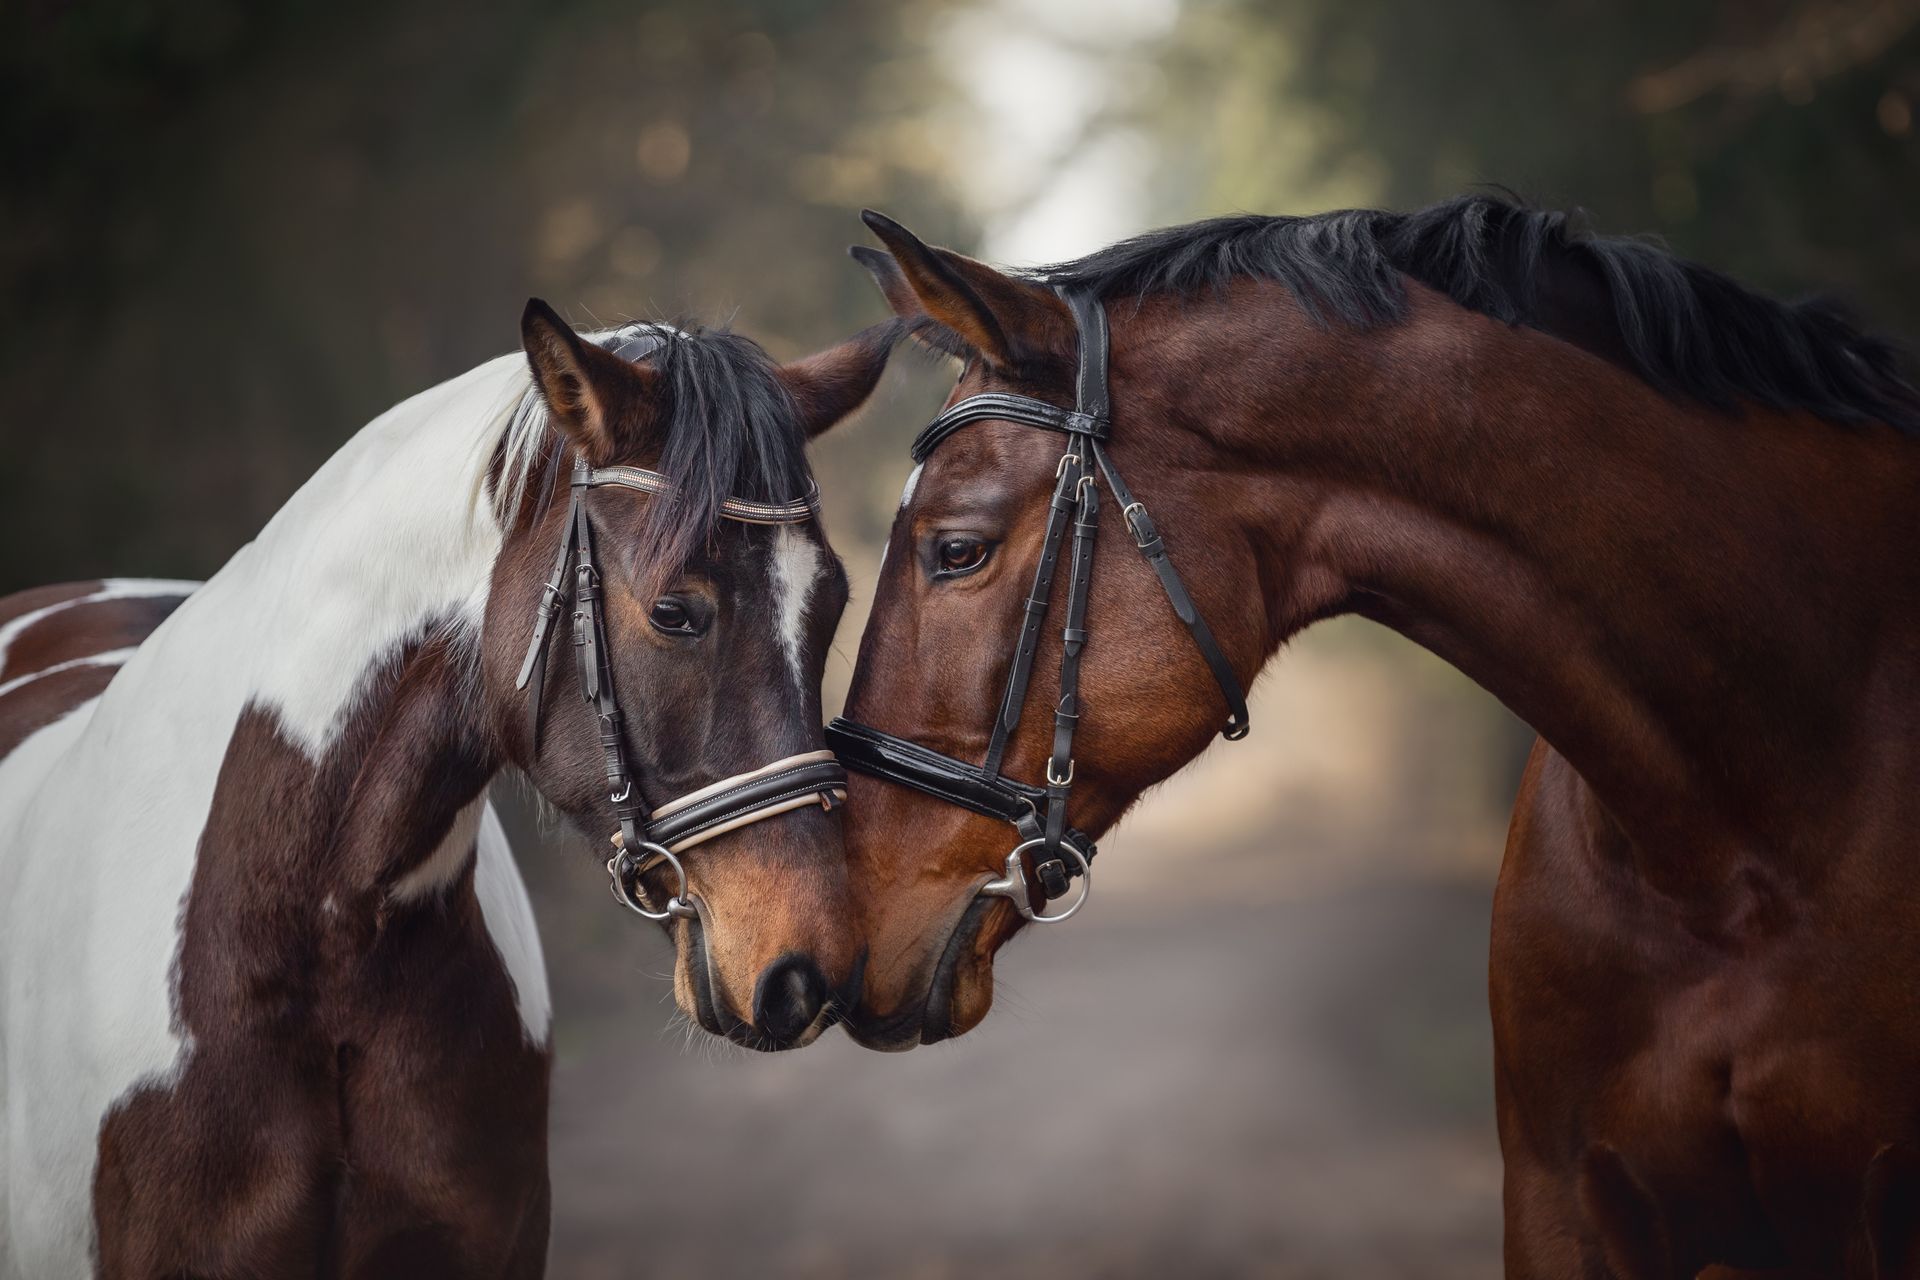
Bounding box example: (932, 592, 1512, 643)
(0, 0, 973, 590)
(1129, 0, 1920, 326)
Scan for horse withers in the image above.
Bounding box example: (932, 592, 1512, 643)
(826, 199, 1920, 1276)
(0, 301, 892, 1276)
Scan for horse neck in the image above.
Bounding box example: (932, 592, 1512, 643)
(100, 354, 525, 903)
(1136, 282, 1920, 864)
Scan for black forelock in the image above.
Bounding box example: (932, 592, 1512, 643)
(1036, 193, 1920, 436)
(619, 324, 813, 580)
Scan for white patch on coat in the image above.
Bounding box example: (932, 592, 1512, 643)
(472, 804, 551, 1045)
(877, 463, 924, 571)
(389, 797, 486, 903)
(769, 526, 824, 688)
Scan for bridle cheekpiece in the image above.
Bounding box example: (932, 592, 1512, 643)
(825, 288, 1249, 924)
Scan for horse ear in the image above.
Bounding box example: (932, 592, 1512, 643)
(779, 321, 900, 439)
(519, 299, 658, 463)
(854, 210, 1069, 370)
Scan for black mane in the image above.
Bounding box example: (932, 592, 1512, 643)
(1040, 194, 1920, 436)
(596, 324, 812, 577)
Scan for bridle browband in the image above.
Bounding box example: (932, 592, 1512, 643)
(512, 329, 847, 921)
(825, 287, 1249, 923)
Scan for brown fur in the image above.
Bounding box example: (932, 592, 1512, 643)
(0, 594, 186, 681)
(0, 579, 100, 630)
(0, 660, 119, 758)
(93, 638, 550, 1278)
(835, 222, 1920, 1275)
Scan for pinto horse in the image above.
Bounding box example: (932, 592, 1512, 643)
(829, 197, 1920, 1277)
(0, 300, 892, 1276)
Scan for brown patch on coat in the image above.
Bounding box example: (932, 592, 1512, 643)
(92, 633, 550, 1276)
(0, 579, 101, 630)
(0, 593, 186, 682)
(0, 662, 118, 760)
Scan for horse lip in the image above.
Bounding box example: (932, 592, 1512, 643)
(852, 882, 1013, 1051)
(682, 898, 752, 1044)
(921, 896, 996, 1044)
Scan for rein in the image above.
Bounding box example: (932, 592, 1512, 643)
(512, 332, 846, 921)
(826, 287, 1248, 923)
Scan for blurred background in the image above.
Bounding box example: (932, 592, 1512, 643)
(5, 0, 1918, 1273)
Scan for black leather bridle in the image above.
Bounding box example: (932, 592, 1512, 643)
(513, 328, 848, 921)
(826, 288, 1248, 922)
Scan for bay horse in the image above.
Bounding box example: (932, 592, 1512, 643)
(0, 299, 892, 1276)
(826, 197, 1920, 1277)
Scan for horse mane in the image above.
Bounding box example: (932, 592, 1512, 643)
(1039, 194, 1920, 436)
(492, 321, 812, 576)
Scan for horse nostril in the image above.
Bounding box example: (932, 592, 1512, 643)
(752, 953, 828, 1047)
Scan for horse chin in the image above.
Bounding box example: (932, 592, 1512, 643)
(846, 894, 1014, 1050)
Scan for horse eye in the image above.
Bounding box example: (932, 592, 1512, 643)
(935, 536, 991, 577)
(649, 598, 697, 635)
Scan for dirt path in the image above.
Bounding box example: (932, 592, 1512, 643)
(542, 874, 1502, 1277)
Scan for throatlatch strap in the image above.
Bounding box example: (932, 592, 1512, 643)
(515, 488, 583, 750)
(1091, 440, 1249, 740)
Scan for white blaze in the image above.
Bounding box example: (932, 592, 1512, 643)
(878, 463, 924, 571)
(769, 526, 824, 688)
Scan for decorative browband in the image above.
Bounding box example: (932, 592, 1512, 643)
(582, 465, 819, 525)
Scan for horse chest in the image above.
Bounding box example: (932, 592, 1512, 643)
(1493, 742, 1920, 1268)
(2, 696, 551, 1276)
(90, 860, 551, 1275)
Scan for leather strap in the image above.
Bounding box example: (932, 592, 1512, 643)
(1091, 441, 1250, 739)
(646, 755, 847, 852)
(564, 463, 650, 856)
(981, 448, 1082, 778)
(1065, 289, 1112, 423)
(514, 486, 580, 749)
(586, 465, 819, 525)
(912, 392, 1107, 463)
(824, 719, 1096, 861)
(1044, 437, 1099, 878)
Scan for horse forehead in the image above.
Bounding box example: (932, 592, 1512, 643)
(765, 524, 828, 687)
(912, 429, 1051, 517)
